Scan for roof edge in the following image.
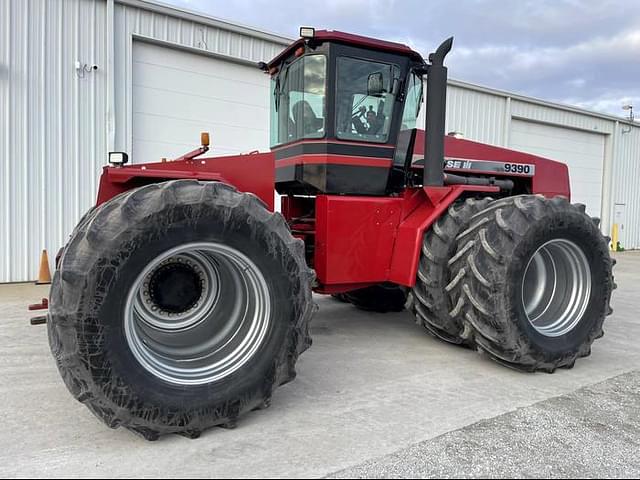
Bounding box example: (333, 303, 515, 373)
(116, 0, 293, 46)
(448, 78, 638, 128)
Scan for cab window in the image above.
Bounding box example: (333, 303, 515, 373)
(270, 55, 327, 147)
(335, 57, 400, 143)
(394, 71, 423, 166)
(400, 71, 423, 131)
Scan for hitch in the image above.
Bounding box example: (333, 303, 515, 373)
(30, 315, 47, 326)
(28, 298, 48, 310)
(28, 297, 49, 326)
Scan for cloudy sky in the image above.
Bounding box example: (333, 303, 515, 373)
(166, 0, 638, 118)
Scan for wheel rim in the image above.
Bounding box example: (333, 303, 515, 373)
(124, 242, 271, 386)
(521, 239, 591, 337)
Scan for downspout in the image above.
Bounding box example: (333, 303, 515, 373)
(601, 121, 618, 238)
(106, 0, 115, 152)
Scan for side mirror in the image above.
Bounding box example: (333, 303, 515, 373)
(367, 72, 385, 96)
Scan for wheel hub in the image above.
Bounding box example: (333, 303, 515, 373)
(147, 262, 203, 314)
(124, 242, 271, 385)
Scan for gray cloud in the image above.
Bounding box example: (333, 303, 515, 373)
(171, 0, 640, 117)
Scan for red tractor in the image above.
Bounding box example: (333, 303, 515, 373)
(47, 29, 614, 439)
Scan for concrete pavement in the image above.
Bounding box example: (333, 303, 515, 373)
(1, 251, 638, 478)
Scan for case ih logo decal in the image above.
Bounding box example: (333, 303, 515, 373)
(444, 158, 536, 176)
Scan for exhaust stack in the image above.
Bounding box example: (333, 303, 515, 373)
(424, 37, 453, 187)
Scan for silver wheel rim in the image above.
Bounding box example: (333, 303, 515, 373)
(124, 242, 271, 386)
(521, 239, 591, 337)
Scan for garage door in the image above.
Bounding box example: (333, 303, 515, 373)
(510, 119, 605, 216)
(132, 41, 271, 162)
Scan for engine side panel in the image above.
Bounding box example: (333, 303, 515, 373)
(413, 131, 571, 199)
(314, 195, 403, 286)
(310, 184, 500, 292)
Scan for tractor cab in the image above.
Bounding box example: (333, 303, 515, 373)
(267, 29, 428, 196)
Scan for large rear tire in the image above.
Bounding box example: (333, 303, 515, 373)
(410, 197, 492, 344)
(448, 195, 614, 372)
(48, 180, 315, 439)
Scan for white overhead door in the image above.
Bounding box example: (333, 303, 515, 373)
(132, 41, 270, 163)
(510, 119, 605, 216)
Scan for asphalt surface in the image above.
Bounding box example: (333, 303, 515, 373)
(0, 251, 639, 478)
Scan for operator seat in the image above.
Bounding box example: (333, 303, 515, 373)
(292, 100, 323, 136)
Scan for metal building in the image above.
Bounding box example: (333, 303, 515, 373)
(1, 0, 638, 283)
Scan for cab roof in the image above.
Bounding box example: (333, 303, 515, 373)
(267, 29, 426, 69)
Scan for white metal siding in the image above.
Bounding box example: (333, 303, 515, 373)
(445, 84, 508, 147)
(512, 100, 613, 135)
(0, 0, 107, 283)
(420, 81, 509, 147)
(0, 0, 287, 282)
(612, 125, 640, 248)
(132, 41, 270, 162)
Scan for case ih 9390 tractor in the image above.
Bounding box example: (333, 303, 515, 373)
(47, 29, 614, 439)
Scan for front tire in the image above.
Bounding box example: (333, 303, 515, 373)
(48, 180, 315, 439)
(448, 195, 614, 372)
(410, 197, 492, 344)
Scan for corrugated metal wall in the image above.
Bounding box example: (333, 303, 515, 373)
(1, 0, 107, 283)
(1, 0, 639, 282)
(418, 81, 509, 147)
(612, 124, 640, 248)
(511, 100, 613, 135)
(446, 83, 508, 147)
(0, 0, 287, 282)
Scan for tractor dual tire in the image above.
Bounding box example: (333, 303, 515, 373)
(48, 180, 315, 440)
(343, 283, 408, 313)
(448, 195, 615, 372)
(410, 197, 492, 344)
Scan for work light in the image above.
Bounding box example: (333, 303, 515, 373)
(108, 151, 129, 166)
(299, 27, 315, 39)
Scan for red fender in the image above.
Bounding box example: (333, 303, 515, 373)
(96, 152, 275, 211)
(387, 185, 500, 287)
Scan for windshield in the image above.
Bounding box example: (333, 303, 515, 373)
(270, 55, 327, 147)
(336, 57, 401, 143)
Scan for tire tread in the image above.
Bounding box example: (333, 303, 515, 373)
(448, 194, 615, 372)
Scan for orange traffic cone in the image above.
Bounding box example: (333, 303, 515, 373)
(35, 249, 52, 285)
